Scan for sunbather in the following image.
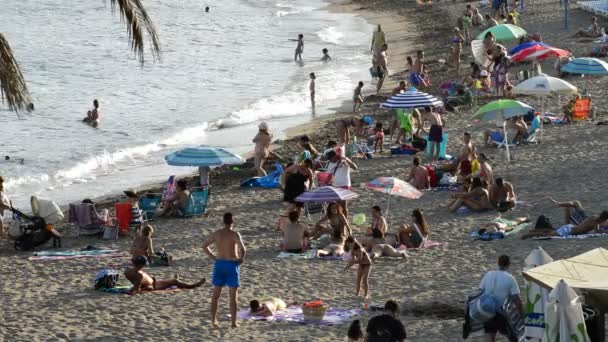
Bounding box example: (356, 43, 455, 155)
(249, 297, 289, 317)
(521, 211, 608, 239)
(397, 208, 430, 248)
(574, 16, 601, 38)
(311, 203, 352, 242)
(489, 177, 516, 211)
(478, 153, 494, 185)
(550, 198, 588, 225)
(478, 217, 529, 235)
(448, 177, 493, 212)
(316, 229, 346, 257)
(366, 228, 407, 259)
(367, 206, 387, 236)
(124, 256, 205, 294)
(282, 211, 309, 253)
(405, 157, 429, 190)
(159, 180, 190, 217)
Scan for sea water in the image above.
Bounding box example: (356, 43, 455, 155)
(0, 0, 372, 210)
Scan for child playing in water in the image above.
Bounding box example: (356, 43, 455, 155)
(344, 241, 372, 299)
(373, 122, 384, 153)
(321, 48, 332, 62)
(290, 34, 304, 62)
(353, 81, 364, 113)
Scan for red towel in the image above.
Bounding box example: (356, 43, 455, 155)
(115, 203, 133, 233)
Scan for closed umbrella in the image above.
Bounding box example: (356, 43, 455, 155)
(523, 247, 553, 341)
(165, 145, 245, 166)
(477, 24, 527, 41)
(381, 90, 443, 109)
(561, 57, 608, 75)
(473, 100, 533, 162)
(543, 280, 590, 342)
(294, 186, 359, 203)
(366, 177, 422, 222)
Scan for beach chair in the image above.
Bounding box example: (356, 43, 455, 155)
(68, 203, 107, 236)
(353, 141, 374, 159)
(182, 186, 210, 217)
(113, 202, 146, 239)
(304, 202, 325, 220)
(139, 193, 162, 220)
(489, 131, 516, 149)
(572, 97, 592, 121)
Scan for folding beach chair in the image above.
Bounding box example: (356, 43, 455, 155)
(304, 202, 325, 220)
(182, 187, 210, 217)
(69, 203, 106, 236)
(572, 97, 592, 121)
(489, 130, 516, 149)
(139, 193, 162, 220)
(353, 141, 373, 159)
(113, 202, 146, 239)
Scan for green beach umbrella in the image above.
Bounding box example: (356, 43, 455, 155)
(477, 24, 527, 41)
(473, 99, 533, 162)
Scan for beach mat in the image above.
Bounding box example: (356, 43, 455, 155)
(98, 285, 182, 295)
(532, 233, 608, 240)
(470, 223, 530, 241)
(30, 249, 128, 261)
(276, 250, 351, 260)
(397, 240, 445, 250)
(234, 306, 359, 325)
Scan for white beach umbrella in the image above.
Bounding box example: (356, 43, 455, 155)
(543, 280, 590, 342)
(512, 75, 578, 96)
(523, 247, 553, 341)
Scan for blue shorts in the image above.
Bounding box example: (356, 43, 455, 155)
(212, 259, 240, 288)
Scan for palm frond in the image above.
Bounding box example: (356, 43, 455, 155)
(0, 33, 32, 113)
(109, 0, 162, 65)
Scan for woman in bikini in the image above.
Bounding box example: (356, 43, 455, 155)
(312, 203, 352, 241)
(130, 225, 154, 262)
(367, 205, 387, 236)
(397, 208, 430, 248)
(366, 228, 407, 259)
(448, 177, 493, 212)
(344, 242, 372, 299)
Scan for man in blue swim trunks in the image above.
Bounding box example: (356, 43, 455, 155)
(202, 212, 247, 328)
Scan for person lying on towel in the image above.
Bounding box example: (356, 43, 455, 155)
(249, 297, 294, 317)
(124, 256, 205, 293)
(520, 211, 608, 239)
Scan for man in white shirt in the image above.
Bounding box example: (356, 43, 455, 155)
(479, 255, 523, 342)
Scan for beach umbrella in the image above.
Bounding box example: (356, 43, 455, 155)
(366, 177, 422, 222)
(165, 145, 245, 167)
(477, 24, 527, 42)
(473, 100, 533, 162)
(512, 46, 571, 63)
(380, 90, 443, 109)
(543, 280, 590, 342)
(509, 41, 547, 55)
(523, 247, 554, 341)
(294, 186, 359, 203)
(561, 57, 608, 75)
(512, 75, 578, 96)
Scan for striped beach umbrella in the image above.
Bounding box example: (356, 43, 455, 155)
(294, 186, 359, 203)
(509, 41, 547, 55)
(381, 90, 443, 109)
(165, 145, 245, 167)
(477, 24, 526, 42)
(512, 46, 571, 63)
(561, 57, 608, 75)
(366, 177, 422, 223)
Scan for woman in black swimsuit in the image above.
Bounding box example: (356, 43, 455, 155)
(283, 159, 314, 206)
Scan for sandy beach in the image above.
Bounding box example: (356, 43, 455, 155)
(1, 0, 607, 341)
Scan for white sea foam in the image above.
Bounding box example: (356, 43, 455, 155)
(317, 26, 344, 45)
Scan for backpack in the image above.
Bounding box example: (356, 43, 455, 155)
(94, 269, 120, 289)
(468, 273, 499, 323)
(412, 136, 427, 150)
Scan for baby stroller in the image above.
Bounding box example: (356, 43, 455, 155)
(10, 196, 63, 251)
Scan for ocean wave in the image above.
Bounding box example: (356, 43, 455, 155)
(317, 26, 344, 45)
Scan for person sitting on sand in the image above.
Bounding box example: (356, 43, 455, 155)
(397, 208, 430, 248)
(159, 180, 191, 217)
(249, 297, 288, 317)
(472, 8, 484, 26)
(365, 300, 407, 342)
(477, 153, 494, 185)
(343, 241, 372, 299)
(574, 16, 601, 38)
(366, 228, 408, 260)
(321, 48, 332, 62)
(448, 177, 493, 212)
(549, 198, 590, 225)
(123, 191, 144, 229)
(124, 255, 205, 294)
(130, 224, 154, 262)
(512, 116, 529, 143)
(367, 205, 387, 236)
(478, 217, 529, 235)
(311, 203, 352, 242)
(485, 14, 499, 27)
(405, 156, 429, 191)
(521, 211, 608, 239)
(347, 319, 364, 342)
(282, 211, 309, 253)
(489, 177, 516, 212)
(316, 229, 346, 258)
(391, 80, 408, 96)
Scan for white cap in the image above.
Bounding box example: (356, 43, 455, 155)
(480, 70, 488, 77)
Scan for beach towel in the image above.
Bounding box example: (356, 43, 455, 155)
(98, 285, 182, 295)
(471, 222, 531, 241)
(29, 249, 127, 261)
(397, 240, 445, 250)
(276, 250, 351, 260)
(234, 306, 359, 325)
(532, 233, 608, 240)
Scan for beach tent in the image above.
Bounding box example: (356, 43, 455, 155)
(477, 24, 527, 41)
(544, 280, 590, 342)
(523, 247, 554, 341)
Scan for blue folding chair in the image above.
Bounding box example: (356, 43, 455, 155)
(183, 187, 210, 217)
(139, 193, 162, 219)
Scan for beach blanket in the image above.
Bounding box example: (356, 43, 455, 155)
(397, 241, 445, 250)
(276, 250, 350, 260)
(532, 233, 608, 240)
(30, 249, 128, 261)
(471, 222, 530, 241)
(98, 285, 181, 295)
(234, 306, 359, 325)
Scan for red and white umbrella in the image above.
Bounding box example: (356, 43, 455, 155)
(512, 46, 571, 63)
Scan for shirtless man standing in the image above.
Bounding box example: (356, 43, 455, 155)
(489, 177, 516, 211)
(521, 211, 608, 239)
(291, 34, 304, 62)
(419, 107, 443, 163)
(124, 255, 205, 294)
(411, 50, 426, 88)
(405, 157, 429, 190)
(202, 213, 247, 328)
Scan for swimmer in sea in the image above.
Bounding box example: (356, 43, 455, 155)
(4, 156, 24, 165)
(205, 6, 209, 12)
(321, 48, 332, 62)
(83, 99, 100, 128)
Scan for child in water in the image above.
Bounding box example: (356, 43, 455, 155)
(290, 34, 304, 62)
(321, 48, 332, 62)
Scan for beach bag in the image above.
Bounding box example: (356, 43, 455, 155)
(468, 276, 499, 323)
(412, 136, 427, 150)
(153, 249, 172, 266)
(94, 269, 120, 289)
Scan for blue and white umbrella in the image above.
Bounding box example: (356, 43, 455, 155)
(165, 145, 245, 167)
(561, 57, 608, 75)
(381, 90, 443, 109)
(295, 186, 359, 203)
